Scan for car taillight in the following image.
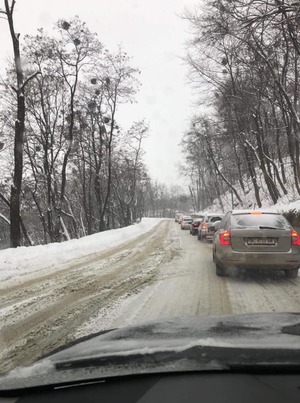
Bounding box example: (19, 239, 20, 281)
(291, 230, 300, 246)
(220, 230, 231, 245)
(202, 223, 207, 229)
(194, 222, 199, 227)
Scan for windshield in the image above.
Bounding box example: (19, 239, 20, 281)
(1, 0, 300, 393)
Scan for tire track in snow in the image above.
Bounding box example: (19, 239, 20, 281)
(75, 225, 232, 334)
(82, 223, 300, 334)
(225, 270, 300, 314)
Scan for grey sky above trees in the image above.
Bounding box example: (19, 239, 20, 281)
(0, 0, 199, 186)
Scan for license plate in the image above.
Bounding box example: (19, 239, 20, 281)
(246, 237, 276, 245)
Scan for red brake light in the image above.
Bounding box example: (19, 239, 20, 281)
(291, 230, 300, 246)
(220, 230, 231, 246)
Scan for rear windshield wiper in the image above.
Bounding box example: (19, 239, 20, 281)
(258, 226, 282, 230)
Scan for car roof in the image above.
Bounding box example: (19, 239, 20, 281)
(230, 209, 280, 215)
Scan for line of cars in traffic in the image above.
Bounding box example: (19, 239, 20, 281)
(175, 212, 224, 241)
(175, 210, 300, 279)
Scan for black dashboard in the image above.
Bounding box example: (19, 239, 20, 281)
(1, 371, 300, 403)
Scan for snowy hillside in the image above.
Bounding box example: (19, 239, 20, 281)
(205, 161, 300, 222)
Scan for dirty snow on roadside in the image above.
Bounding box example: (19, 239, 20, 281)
(0, 219, 174, 373)
(0, 218, 164, 286)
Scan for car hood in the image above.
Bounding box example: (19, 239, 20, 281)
(1, 312, 300, 390)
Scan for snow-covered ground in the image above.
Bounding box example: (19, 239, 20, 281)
(0, 218, 164, 285)
(1, 220, 300, 375)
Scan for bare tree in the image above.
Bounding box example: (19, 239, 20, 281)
(1, 0, 40, 247)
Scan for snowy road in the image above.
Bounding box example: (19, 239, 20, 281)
(1, 219, 300, 372)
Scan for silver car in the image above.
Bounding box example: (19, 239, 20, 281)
(212, 210, 300, 278)
(197, 213, 224, 241)
(181, 215, 193, 230)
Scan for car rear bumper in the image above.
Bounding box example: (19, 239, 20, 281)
(201, 230, 214, 240)
(216, 248, 300, 270)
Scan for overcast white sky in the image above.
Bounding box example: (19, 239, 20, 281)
(0, 0, 201, 187)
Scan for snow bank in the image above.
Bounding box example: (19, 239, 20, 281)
(0, 218, 164, 284)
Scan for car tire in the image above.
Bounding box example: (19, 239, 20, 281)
(284, 268, 299, 278)
(216, 264, 226, 277)
(197, 232, 201, 240)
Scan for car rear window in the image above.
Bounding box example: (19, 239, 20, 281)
(231, 213, 290, 229)
(208, 216, 223, 223)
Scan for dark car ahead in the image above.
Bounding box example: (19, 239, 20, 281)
(212, 210, 300, 278)
(190, 217, 204, 235)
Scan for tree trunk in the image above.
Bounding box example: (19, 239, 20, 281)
(5, 1, 40, 246)
(243, 145, 262, 208)
(5, 0, 25, 247)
